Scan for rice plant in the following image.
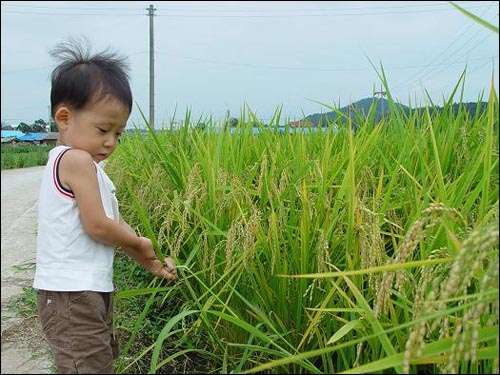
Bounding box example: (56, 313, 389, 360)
(106, 70, 498, 373)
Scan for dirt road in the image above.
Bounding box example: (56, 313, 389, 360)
(1, 166, 53, 374)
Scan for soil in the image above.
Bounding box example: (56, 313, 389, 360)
(1, 166, 54, 374)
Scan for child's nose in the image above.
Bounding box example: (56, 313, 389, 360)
(104, 135, 118, 148)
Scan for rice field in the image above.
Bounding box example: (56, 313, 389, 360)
(1, 144, 53, 170)
(106, 75, 499, 374)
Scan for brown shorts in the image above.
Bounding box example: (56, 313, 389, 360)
(37, 290, 119, 374)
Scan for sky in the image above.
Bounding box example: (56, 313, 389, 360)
(1, 1, 499, 128)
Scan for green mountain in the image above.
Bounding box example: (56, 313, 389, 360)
(304, 97, 488, 128)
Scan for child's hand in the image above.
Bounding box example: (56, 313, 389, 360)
(150, 256, 177, 281)
(136, 237, 178, 281)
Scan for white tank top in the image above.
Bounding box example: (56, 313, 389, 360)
(33, 145, 119, 292)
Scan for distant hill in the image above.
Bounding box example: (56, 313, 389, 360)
(304, 97, 488, 128)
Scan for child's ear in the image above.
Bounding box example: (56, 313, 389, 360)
(54, 106, 71, 131)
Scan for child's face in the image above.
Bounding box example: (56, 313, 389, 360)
(58, 98, 130, 163)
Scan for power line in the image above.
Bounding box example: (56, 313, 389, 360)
(430, 58, 497, 95)
(1, 66, 51, 74)
(1, 53, 496, 76)
(0, 1, 487, 12)
(392, 2, 497, 91)
(2, 2, 496, 17)
(1, 10, 143, 16)
(1, 4, 141, 11)
(155, 5, 496, 18)
(422, 32, 496, 79)
(153, 1, 493, 12)
(394, 13, 498, 92)
(155, 51, 497, 72)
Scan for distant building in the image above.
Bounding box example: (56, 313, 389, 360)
(1, 130, 25, 143)
(8, 131, 58, 145)
(288, 120, 313, 128)
(1, 130, 25, 138)
(16, 132, 47, 144)
(42, 132, 59, 146)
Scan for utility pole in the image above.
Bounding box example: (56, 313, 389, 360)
(374, 84, 387, 119)
(147, 4, 156, 129)
(47, 105, 51, 132)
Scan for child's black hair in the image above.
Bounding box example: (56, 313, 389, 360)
(50, 37, 132, 117)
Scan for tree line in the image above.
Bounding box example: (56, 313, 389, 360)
(1, 119, 58, 133)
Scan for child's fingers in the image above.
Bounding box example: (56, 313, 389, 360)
(164, 257, 177, 273)
(163, 257, 177, 279)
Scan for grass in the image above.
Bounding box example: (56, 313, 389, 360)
(4, 287, 38, 319)
(105, 70, 499, 373)
(5, 91, 497, 373)
(1, 144, 54, 170)
(6, 80, 498, 374)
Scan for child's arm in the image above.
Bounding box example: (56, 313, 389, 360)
(59, 149, 176, 280)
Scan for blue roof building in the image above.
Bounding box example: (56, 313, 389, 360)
(16, 132, 47, 142)
(1, 130, 25, 138)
